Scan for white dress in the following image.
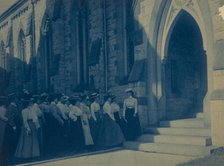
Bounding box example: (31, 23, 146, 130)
(79, 103, 94, 146)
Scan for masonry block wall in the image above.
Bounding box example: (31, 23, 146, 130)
(1, 0, 224, 138)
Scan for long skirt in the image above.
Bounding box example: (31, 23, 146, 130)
(0, 119, 7, 154)
(125, 108, 141, 141)
(114, 112, 121, 124)
(81, 114, 94, 146)
(3, 124, 16, 158)
(15, 120, 40, 159)
(44, 113, 63, 152)
(89, 112, 101, 144)
(0, 120, 7, 166)
(0, 120, 16, 162)
(97, 114, 125, 147)
(70, 116, 85, 149)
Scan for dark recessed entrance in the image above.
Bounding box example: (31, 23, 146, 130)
(165, 11, 208, 120)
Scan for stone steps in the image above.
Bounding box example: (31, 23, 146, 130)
(159, 118, 204, 128)
(137, 134, 212, 146)
(123, 141, 217, 157)
(143, 127, 211, 137)
(123, 113, 216, 157)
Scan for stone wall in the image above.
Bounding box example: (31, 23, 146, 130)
(87, 0, 105, 92)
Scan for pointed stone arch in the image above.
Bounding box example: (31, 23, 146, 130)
(146, 0, 214, 124)
(160, 0, 208, 62)
(17, 29, 26, 63)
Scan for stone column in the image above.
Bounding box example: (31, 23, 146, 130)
(131, 81, 148, 129)
(211, 70, 224, 145)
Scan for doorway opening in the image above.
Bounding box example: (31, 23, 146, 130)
(165, 11, 207, 119)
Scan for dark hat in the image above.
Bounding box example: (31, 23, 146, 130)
(0, 96, 7, 102)
(40, 93, 48, 102)
(111, 95, 116, 100)
(90, 92, 99, 99)
(60, 95, 69, 101)
(104, 94, 113, 101)
(21, 96, 33, 104)
(69, 95, 81, 104)
(79, 94, 88, 101)
(40, 93, 48, 97)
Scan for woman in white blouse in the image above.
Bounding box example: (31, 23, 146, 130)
(69, 96, 88, 150)
(97, 95, 125, 147)
(15, 97, 41, 159)
(123, 88, 141, 141)
(89, 93, 101, 144)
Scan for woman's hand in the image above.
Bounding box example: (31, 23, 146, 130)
(26, 128, 31, 135)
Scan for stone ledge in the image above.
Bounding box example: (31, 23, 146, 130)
(211, 89, 224, 100)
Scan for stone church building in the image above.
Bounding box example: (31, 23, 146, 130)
(0, 0, 224, 151)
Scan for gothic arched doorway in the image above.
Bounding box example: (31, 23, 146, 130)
(164, 11, 208, 120)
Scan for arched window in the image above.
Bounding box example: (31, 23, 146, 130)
(18, 30, 27, 82)
(18, 30, 26, 63)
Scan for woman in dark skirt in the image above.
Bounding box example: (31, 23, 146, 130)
(1, 94, 21, 164)
(44, 94, 64, 153)
(89, 93, 101, 144)
(111, 95, 121, 124)
(111, 95, 128, 139)
(0, 96, 10, 165)
(15, 98, 41, 159)
(123, 88, 141, 141)
(97, 95, 125, 147)
(69, 96, 85, 150)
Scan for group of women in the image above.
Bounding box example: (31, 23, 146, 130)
(0, 88, 141, 165)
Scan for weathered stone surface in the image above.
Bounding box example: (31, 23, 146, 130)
(0, 0, 224, 148)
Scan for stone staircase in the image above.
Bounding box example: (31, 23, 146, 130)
(123, 112, 219, 157)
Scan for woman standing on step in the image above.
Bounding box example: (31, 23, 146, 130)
(123, 88, 141, 141)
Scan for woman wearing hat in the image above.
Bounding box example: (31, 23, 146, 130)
(97, 95, 125, 147)
(111, 95, 121, 124)
(69, 96, 85, 150)
(45, 94, 64, 153)
(123, 88, 141, 140)
(0, 96, 10, 165)
(79, 95, 94, 146)
(15, 97, 42, 159)
(4, 94, 21, 162)
(89, 93, 101, 144)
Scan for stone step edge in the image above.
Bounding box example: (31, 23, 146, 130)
(123, 141, 221, 157)
(138, 134, 211, 140)
(137, 134, 212, 146)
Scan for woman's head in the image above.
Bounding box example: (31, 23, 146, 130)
(90, 93, 100, 102)
(70, 95, 81, 106)
(104, 95, 112, 103)
(125, 88, 134, 97)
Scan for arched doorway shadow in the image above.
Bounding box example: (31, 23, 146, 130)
(163, 10, 208, 120)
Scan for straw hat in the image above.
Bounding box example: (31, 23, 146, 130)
(125, 88, 134, 93)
